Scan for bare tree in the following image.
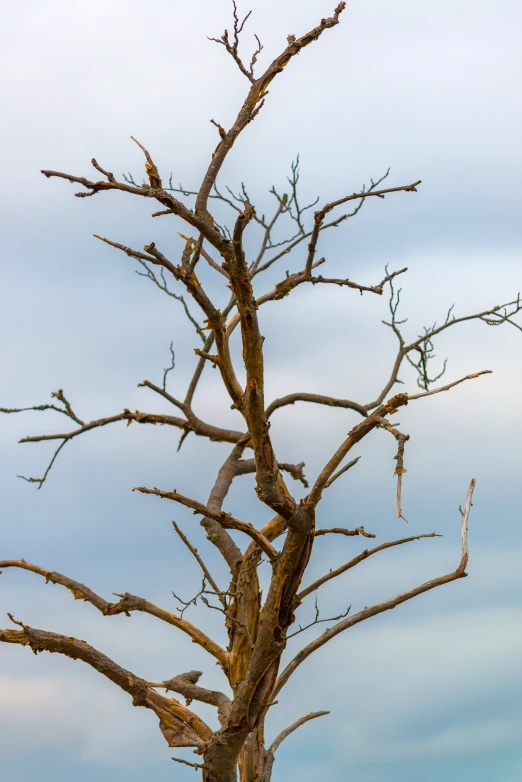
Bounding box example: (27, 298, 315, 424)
(1, 4, 520, 781)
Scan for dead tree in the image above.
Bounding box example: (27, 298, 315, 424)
(1, 4, 521, 781)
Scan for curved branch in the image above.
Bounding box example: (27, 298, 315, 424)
(304, 185, 419, 274)
(133, 486, 279, 563)
(274, 480, 474, 699)
(0, 560, 228, 669)
(268, 710, 329, 756)
(298, 533, 441, 600)
(365, 295, 520, 412)
(266, 393, 367, 420)
(0, 620, 213, 747)
(262, 711, 329, 780)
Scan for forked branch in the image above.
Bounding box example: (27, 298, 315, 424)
(275, 480, 475, 698)
(0, 560, 228, 668)
(133, 486, 279, 562)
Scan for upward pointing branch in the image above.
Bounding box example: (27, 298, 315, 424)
(226, 202, 295, 520)
(196, 3, 347, 221)
(274, 479, 475, 699)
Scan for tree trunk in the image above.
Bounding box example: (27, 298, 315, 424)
(238, 726, 266, 782)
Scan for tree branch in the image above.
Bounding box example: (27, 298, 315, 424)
(262, 711, 329, 779)
(147, 670, 232, 726)
(305, 184, 420, 275)
(226, 202, 296, 520)
(196, 3, 347, 221)
(307, 392, 410, 507)
(298, 533, 441, 600)
(0, 560, 228, 669)
(268, 709, 329, 756)
(7, 404, 243, 487)
(172, 522, 226, 608)
(0, 620, 213, 747)
(313, 526, 375, 539)
(265, 393, 367, 420)
(275, 480, 474, 698)
(133, 486, 279, 563)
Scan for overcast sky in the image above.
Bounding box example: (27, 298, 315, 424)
(1, 1, 522, 780)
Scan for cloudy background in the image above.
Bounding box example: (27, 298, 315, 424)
(1, 0, 521, 780)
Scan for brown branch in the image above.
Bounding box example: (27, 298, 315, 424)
(405, 298, 522, 355)
(226, 202, 296, 520)
(313, 526, 376, 539)
(309, 371, 492, 509)
(91, 158, 116, 183)
(13, 406, 243, 487)
(196, 3, 347, 221)
(305, 184, 420, 275)
(0, 560, 228, 669)
(43, 145, 230, 255)
(200, 245, 230, 278)
(130, 136, 163, 189)
(298, 533, 441, 600)
(262, 711, 329, 779)
(133, 486, 279, 563)
(236, 458, 309, 488)
(268, 710, 329, 755)
(226, 267, 407, 343)
(97, 234, 244, 410)
(172, 756, 204, 770)
(287, 596, 351, 640)
(0, 621, 213, 747)
(209, 1, 256, 83)
(369, 290, 520, 410)
(198, 444, 250, 575)
(362, 347, 405, 412)
(408, 370, 493, 400)
(275, 480, 474, 697)
(307, 392, 410, 507)
(137, 379, 186, 413)
(251, 170, 392, 278)
(324, 456, 361, 488)
(134, 258, 207, 342)
(309, 266, 408, 294)
(265, 393, 367, 420)
(376, 418, 410, 522)
(147, 670, 232, 726)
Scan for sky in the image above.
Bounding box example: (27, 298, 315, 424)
(1, 1, 521, 780)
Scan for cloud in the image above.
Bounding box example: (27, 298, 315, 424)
(0, 674, 167, 766)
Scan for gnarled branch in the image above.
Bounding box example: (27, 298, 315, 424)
(0, 620, 213, 747)
(147, 670, 232, 726)
(0, 560, 228, 669)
